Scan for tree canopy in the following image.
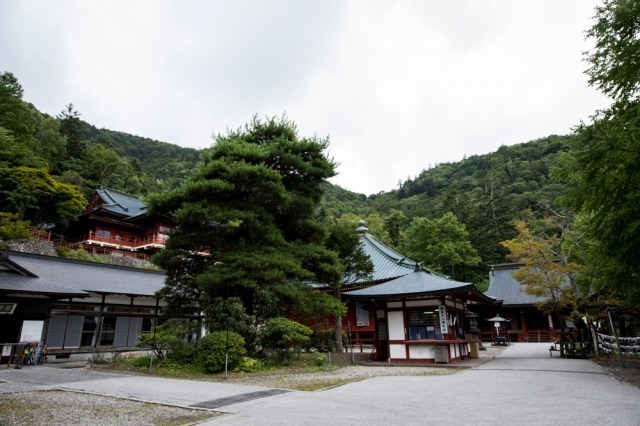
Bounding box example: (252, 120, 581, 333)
(148, 116, 344, 340)
(401, 212, 480, 280)
(556, 0, 640, 304)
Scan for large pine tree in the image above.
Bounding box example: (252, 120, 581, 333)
(148, 116, 344, 347)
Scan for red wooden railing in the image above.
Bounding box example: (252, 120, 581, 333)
(29, 230, 51, 241)
(76, 230, 168, 250)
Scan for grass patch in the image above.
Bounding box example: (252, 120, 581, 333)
(98, 352, 351, 381)
(292, 378, 358, 392)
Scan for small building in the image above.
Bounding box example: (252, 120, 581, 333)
(344, 265, 498, 363)
(0, 250, 200, 361)
(339, 221, 423, 345)
(479, 263, 559, 342)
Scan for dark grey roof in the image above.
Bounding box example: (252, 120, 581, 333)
(350, 233, 418, 284)
(96, 188, 147, 218)
(0, 251, 165, 297)
(0, 274, 88, 297)
(344, 269, 475, 299)
(484, 264, 547, 306)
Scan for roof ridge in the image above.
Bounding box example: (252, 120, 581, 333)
(362, 233, 416, 266)
(100, 187, 142, 201)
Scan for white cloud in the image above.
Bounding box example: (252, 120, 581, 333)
(0, 0, 610, 195)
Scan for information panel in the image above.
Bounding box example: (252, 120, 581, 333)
(438, 305, 448, 335)
(20, 320, 44, 342)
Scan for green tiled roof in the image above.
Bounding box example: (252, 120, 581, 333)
(96, 188, 147, 218)
(344, 269, 472, 299)
(350, 233, 418, 285)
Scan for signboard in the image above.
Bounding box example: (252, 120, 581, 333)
(20, 320, 44, 342)
(0, 303, 17, 314)
(1, 345, 12, 356)
(438, 305, 448, 335)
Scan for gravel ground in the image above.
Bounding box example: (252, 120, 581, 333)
(598, 358, 640, 389)
(0, 390, 220, 426)
(0, 364, 460, 425)
(220, 364, 460, 390)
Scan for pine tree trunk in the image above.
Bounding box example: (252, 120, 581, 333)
(333, 287, 344, 352)
(334, 313, 344, 352)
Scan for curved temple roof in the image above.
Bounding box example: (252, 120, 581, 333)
(347, 220, 421, 286)
(485, 263, 548, 306)
(344, 269, 498, 305)
(95, 187, 148, 218)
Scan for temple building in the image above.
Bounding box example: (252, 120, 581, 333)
(61, 188, 175, 262)
(338, 221, 420, 345)
(0, 249, 201, 363)
(341, 221, 498, 363)
(479, 263, 561, 342)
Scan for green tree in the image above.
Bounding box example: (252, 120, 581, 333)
(556, 0, 640, 303)
(0, 212, 31, 242)
(137, 318, 198, 362)
(585, 0, 640, 106)
(0, 165, 86, 227)
(401, 212, 480, 279)
(0, 127, 46, 169)
(0, 71, 37, 145)
(501, 217, 586, 354)
(58, 103, 86, 159)
(383, 209, 406, 247)
(149, 116, 343, 335)
(501, 219, 583, 306)
(324, 222, 373, 351)
(35, 116, 67, 173)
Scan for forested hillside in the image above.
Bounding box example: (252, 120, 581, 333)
(83, 124, 200, 181)
(0, 69, 576, 287)
(0, 71, 200, 230)
(320, 134, 573, 285)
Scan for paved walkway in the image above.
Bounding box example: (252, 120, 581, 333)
(1, 343, 639, 425)
(205, 343, 640, 425)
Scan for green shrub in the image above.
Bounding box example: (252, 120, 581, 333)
(234, 356, 264, 373)
(133, 355, 151, 368)
(260, 317, 312, 364)
(56, 247, 108, 263)
(310, 328, 348, 352)
(199, 331, 246, 373)
(0, 212, 31, 240)
(167, 342, 199, 365)
(312, 352, 327, 366)
(137, 319, 198, 362)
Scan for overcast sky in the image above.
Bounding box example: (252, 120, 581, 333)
(1, 1, 611, 195)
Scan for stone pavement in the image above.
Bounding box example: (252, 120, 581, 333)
(1, 343, 639, 425)
(204, 343, 640, 425)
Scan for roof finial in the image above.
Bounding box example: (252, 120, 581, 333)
(355, 219, 368, 235)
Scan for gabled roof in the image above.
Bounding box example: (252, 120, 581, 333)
(94, 188, 148, 219)
(344, 269, 497, 304)
(0, 250, 165, 298)
(484, 263, 547, 306)
(349, 229, 418, 285)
